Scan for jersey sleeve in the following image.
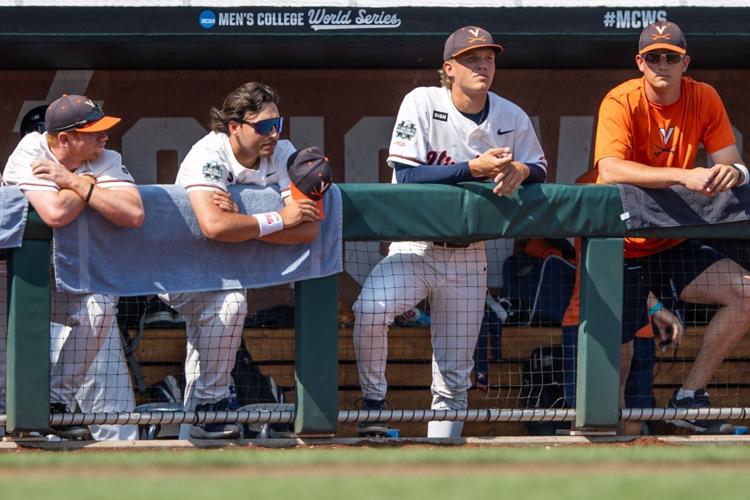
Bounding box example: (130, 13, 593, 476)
(386, 89, 432, 167)
(593, 92, 634, 166)
(700, 83, 736, 155)
(177, 145, 231, 193)
(93, 151, 137, 190)
(512, 113, 547, 172)
(273, 140, 295, 196)
(2, 133, 58, 192)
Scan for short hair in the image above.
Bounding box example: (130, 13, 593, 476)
(46, 131, 60, 148)
(438, 66, 454, 90)
(209, 82, 280, 134)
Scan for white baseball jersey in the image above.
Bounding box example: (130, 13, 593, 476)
(386, 86, 547, 180)
(355, 86, 546, 438)
(2, 132, 135, 190)
(177, 131, 293, 194)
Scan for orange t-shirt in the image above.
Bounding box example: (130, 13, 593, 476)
(561, 170, 664, 337)
(561, 236, 653, 338)
(594, 76, 736, 259)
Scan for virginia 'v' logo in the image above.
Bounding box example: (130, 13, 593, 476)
(659, 127, 674, 145)
(655, 126, 676, 156)
(467, 28, 487, 43)
(652, 24, 671, 41)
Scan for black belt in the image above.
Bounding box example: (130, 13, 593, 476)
(433, 241, 471, 248)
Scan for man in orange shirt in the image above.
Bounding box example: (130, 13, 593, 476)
(594, 21, 750, 433)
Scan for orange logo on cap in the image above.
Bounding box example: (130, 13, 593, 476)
(651, 25, 671, 41)
(467, 28, 487, 44)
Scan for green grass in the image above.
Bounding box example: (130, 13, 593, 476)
(1, 473, 748, 500)
(2, 444, 750, 467)
(1, 446, 749, 500)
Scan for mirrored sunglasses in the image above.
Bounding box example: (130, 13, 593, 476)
(241, 116, 283, 136)
(643, 52, 684, 65)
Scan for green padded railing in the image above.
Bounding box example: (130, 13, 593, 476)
(7, 182, 743, 435)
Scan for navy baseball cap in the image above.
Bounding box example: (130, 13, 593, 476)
(20, 104, 48, 136)
(287, 146, 332, 220)
(639, 21, 687, 55)
(45, 94, 121, 133)
(443, 26, 503, 61)
(287, 147, 332, 202)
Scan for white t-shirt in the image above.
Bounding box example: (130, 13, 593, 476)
(386, 86, 547, 181)
(2, 132, 135, 191)
(176, 131, 294, 195)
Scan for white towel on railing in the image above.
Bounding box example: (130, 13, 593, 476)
(0, 186, 29, 249)
(52, 184, 342, 296)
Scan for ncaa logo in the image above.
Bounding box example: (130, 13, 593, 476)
(199, 10, 216, 30)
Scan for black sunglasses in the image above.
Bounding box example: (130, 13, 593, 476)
(240, 116, 283, 136)
(51, 104, 105, 132)
(642, 52, 684, 65)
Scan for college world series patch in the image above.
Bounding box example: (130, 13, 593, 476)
(202, 161, 223, 181)
(395, 120, 416, 141)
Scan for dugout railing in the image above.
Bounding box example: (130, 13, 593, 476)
(5, 181, 750, 436)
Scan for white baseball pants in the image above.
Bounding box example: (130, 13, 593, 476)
(1, 262, 134, 440)
(353, 241, 487, 414)
(158, 290, 246, 438)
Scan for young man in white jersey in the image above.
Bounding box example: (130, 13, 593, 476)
(2, 94, 144, 439)
(160, 82, 320, 440)
(353, 26, 547, 438)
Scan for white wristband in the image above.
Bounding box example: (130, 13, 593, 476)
(732, 163, 749, 186)
(252, 212, 284, 237)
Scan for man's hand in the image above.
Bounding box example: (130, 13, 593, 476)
(652, 307, 684, 349)
(212, 191, 239, 213)
(682, 164, 742, 196)
(468, 147, 513, 178)
(279, 199, 319, 228)
(492, 161, 530, 196)
(704, 163, 743, 194)
(31, 159, 83, 191)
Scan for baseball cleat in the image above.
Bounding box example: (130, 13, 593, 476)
(190, 398, 241, 440)
(666, 389, 735, 434)
(189, 422, 242, 440)
(49, 403, 91, 440)
(357, 398, 389, 437)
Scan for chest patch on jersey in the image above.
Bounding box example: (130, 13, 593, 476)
(432, 111, 448, 122)
(202, 161, 223, 182)
(121, 166, 130, 176)
(395, 120, 417, 141)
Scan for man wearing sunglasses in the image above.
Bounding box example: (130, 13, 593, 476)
(2, 94, 144, 439)
(594, 21, 750, 434)
(160, 81, 320, 440)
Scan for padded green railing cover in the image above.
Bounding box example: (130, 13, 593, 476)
(340, 182, 750, 241)
(340, 182, 627, 241)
